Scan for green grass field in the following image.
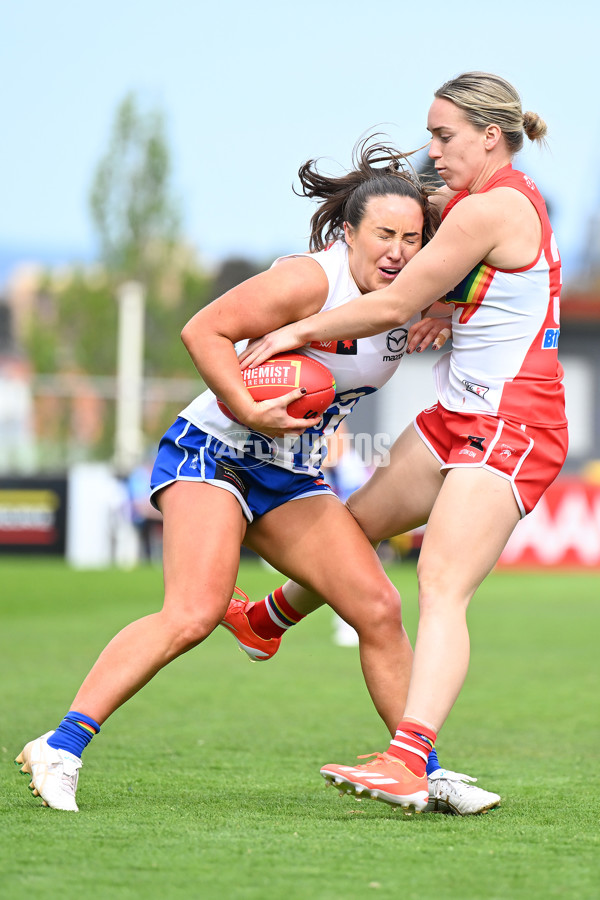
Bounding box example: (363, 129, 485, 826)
(1, 558, 598, 899)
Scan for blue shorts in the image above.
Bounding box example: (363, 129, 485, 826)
(150, 418, 335, 522)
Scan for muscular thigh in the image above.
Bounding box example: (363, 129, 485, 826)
(347, 423, 444, 543)
(244, 494, 392, 612)
(159, 481, 247, 620)
(419, 466, 521, 601)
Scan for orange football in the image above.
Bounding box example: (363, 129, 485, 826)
(217, 353, 336, 422)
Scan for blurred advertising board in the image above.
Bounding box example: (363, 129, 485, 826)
(0, 477, 68, 555)
(499, 477, 600, 568)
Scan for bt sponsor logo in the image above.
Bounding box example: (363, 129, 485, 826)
(542, 328, 560, 349)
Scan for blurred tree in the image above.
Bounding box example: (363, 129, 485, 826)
(22, 93, 216, 463)
(21, 93, 280, 466)
(89, 92, 181, 281)
(87, 93, 213, 379)
(24, 269, 116, 375)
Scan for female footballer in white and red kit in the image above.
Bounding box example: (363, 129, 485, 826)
(238, 71, 568, 812)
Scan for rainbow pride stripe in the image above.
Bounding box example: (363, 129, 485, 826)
(445, 263, 495, 323)
(76, 720, 98, 736)
(266, 590, 303, 628)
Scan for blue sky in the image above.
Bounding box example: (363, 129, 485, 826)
(1, 0, 597, 285)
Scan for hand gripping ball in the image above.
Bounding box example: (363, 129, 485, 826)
(217, 352, 336, 422)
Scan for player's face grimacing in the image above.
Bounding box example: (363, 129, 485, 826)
(343, 194, 424, 294)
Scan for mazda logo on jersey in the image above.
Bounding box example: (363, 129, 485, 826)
(386, 328, 408, 353)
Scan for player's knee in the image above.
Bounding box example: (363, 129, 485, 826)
(416, 562, 470, 616)
(374, 583, 403, 628)
(354, 581, 403, 634)
(161, 604, 221, 654)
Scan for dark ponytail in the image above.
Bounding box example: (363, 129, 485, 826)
(295, 135, 441, 252)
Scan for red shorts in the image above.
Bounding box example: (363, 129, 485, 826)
(414, 403, 569, 517)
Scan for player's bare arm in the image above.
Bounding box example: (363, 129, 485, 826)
(181, 257, 327, 433)
(240, 198, 499, 368)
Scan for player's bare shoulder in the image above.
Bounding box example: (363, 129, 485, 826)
(264, 253, 330, 317)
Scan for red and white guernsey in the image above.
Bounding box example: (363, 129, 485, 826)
(433, 164, 567, 428)
(180, 240, 413, 475)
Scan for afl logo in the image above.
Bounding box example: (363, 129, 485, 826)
(386, 328, 408, 354)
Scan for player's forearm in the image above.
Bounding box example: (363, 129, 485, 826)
(294, 288, 414, 343)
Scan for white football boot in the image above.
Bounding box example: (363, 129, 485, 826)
(426, 768, 501, 815)
(15, 731, 82, 811)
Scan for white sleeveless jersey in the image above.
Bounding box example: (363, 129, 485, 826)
(433, 165, 567, 428)
(179, 240, 413, 474)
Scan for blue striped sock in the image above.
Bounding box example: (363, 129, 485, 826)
(47, 711, 101, 758)
(426, 746, 441, 775)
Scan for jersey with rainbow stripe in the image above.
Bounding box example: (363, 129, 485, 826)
(443, 262, 495, 323)
(432, 164, 566, 427)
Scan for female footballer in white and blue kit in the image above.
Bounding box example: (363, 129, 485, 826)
(15, 138, 498, 815)
(153, 237, 412, 518)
